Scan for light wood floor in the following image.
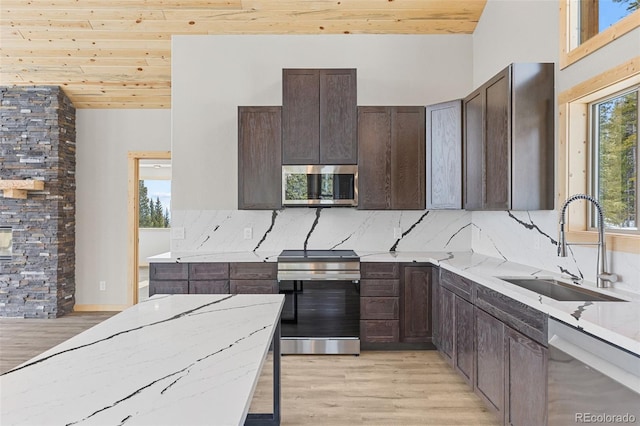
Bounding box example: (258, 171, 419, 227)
(0, 312, 498, 426)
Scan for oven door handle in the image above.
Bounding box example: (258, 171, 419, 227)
(549, 334, 640, 393)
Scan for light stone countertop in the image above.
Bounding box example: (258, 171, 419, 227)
(149, 250, 640, 355)
(0, 294, 285, 426)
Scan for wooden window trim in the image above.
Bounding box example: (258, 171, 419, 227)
(560, 0, 640, 69)
(558, 57, 640, 254)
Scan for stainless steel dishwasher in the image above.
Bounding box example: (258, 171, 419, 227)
(548, 318, 640, 425)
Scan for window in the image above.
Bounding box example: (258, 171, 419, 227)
(590, 88, 638, 232)
(559, 57, 640, 253)
(560, 0, 640, 68)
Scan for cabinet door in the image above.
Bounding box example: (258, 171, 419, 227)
(357, 107, 392, 209)
(463, 89, 484, 210)
(360, 297, 399, 320)
(230, 280, 278, 294)
(426, 100, 462, 209)
(238, 106, 282, 209)
(505, 327, 547, 426)
(455, 295, 474, 386)
(150, 263, 188, 281)
(484, 68, 511, 210)
(319, 69, 357, 164)
(360, 279, 400, 297)
(361, 262, 400, 280)
(188, 263, 229, 280)
(230, 262, 277, 280)
(400, 266, 432, 343)
(189, 280, 229, 294)
(437, 286, 455, 363)
(360, 320, 399, 343)
(149, 280, 188, 296)
(391, 107, 426, 210)
(475, 307, 505, 419)
(282, 69, 320, 164)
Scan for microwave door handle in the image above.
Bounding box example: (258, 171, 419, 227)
(549, 334, 640, 393)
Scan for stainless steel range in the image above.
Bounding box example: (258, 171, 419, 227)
(277, 249, 361, 355)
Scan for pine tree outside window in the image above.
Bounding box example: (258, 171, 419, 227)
(138, 180, 171, 228)
(589, 87, 639, 232)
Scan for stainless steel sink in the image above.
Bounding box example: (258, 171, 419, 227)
(497, 277, 627, 302)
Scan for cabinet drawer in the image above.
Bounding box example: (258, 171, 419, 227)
(149, 280, 188, 296)
(361, 262, 400, 279)
(230, 279, 278, 294)
(189, 280, 229, 294)
(440, 268, 474, 302)
(150, 263, 188, 280)
(230, 263, 277, 280)
(360, 320, 399, 343)
(360, 297, 399, 320)
(475, 284, 547, 345)
(189, 263, 229, 280)
(360, 279, 400, 297)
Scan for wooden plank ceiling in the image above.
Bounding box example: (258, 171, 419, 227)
(0, 0, 487, 109)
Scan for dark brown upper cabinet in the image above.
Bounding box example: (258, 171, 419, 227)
(238, 106, 282, 209)
(426, 99, 463, 210)
(282, 69, 357, 165)
(463, 63, 554, 211)
(358, 106, 426, 210)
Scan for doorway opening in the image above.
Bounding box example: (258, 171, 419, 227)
(127, 151, 171, 306)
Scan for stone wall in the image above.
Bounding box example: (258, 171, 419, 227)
(0, 86, 76, 318)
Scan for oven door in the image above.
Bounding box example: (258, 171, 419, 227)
(278, 279, 360, 355)
(548, 319, 640, 425)
(282, 165, 358, 206)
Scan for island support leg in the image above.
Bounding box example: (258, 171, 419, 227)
(245, 322, 281, 426)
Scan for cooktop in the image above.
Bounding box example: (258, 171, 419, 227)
(278, 249, 359, 260)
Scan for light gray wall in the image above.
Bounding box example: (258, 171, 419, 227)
(76, 109, 171, 306)
(171, 34, 473, 211)
(472, 0, 559, 86)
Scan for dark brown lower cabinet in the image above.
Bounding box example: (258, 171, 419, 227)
(435, 268, 548, 425)
(360, 320, 399, 343)
(149, 280, 188, 296)
(359, 265, 401, 344)
(454, 295, 474, 385)
(475, 307, 506, 419)
(400, 266, 432, 343)
(435, 285, 474, 386)
(189, 280, 229, 294)
(505, 327, 547, 426)
(436, 286, 455, 362)
(230, 280, 277, 294)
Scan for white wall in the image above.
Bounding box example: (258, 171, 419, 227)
(472, 0, 559, 87)
(139, 228, 170, 267)
(471, 0, 640, 292)
(76, 109, 171, 306)
(171, 35, 474, 211)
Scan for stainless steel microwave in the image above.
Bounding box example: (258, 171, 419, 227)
(282, 165, 358, 206)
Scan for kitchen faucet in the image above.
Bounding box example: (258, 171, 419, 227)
(558, 194, 618, 288)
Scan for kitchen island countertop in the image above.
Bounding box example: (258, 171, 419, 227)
(0, 294, 284, 426)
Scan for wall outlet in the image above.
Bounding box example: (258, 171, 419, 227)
(99, 281, 106, 291)
(393, 227, 402, 239)
(243, 227, 253, 240)
(171, 227, 185, 240)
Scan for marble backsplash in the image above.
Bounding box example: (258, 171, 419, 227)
(170, 208, 639, 294)
(171, 209, 472, 254)
(472, 210, 640, 294)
